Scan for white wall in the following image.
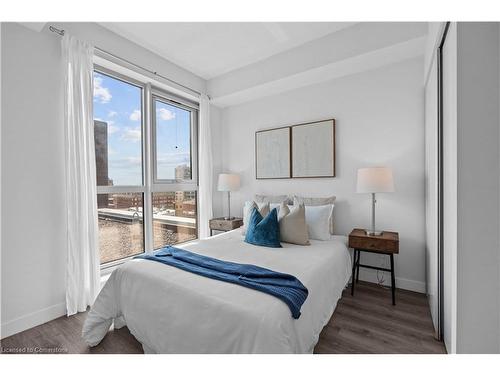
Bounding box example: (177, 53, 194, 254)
(455, 22, 500, 353)
(0, 22, 210, 338)
(1, 22, 67, 338)
(217, 58, 426, 292)
(210, 105, 224, 218)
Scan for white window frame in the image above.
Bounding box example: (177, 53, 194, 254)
(151, 92, 199, 185)
(94, 64, 199, 271)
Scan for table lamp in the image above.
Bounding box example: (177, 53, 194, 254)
(217, 173, 240, 220)
(356, 167, 394, 236)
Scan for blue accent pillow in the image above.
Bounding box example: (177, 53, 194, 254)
(244, 207, 282, 248)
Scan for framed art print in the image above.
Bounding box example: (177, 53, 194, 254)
(255, 127, 291, 179)
(291, 119, 335, 178)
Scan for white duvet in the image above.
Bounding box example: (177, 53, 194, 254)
(82, 230, 351, 353)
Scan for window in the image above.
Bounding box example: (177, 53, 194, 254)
(97, 193, 144, 264)
(152, 191, 197, 250)
(153, 98, 193, 182)
(93, 66, 198, 266)
(94, 71, 143, 187)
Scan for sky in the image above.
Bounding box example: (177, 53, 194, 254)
(93, 71, 191, 185)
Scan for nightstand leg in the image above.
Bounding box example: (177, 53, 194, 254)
(390, 254, 396, 305)
(356, 250, 360, 283)
(351, 249, 357, 296)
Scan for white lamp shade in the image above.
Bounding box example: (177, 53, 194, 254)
(356, 167, 394, 193)
(217, 173, 240, 192)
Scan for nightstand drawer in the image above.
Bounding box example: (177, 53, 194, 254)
(212, 220, 232, 231)
(348, 228, 399, 253)
(209, 218, 243, 232)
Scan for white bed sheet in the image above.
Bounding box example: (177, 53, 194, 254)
(82, 230, 352, 353)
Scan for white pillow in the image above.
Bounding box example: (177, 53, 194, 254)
(241, 201, 270, 234)
(304, 204, 334, 241)
(293, 195, 336, 234)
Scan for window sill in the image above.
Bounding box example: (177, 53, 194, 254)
(100, 273, 111, 290)
(99, 259, 127, 289)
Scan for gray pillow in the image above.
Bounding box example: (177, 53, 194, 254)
(278, 202, 310, 245)
(293, 195, 336, 234)
(293, 195, 336, 206)
(254, 194, 292, 205)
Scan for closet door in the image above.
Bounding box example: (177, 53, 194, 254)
(426, 22, 455, 344)
(424, 56, 439, 337)
(441, 22, 457, 353)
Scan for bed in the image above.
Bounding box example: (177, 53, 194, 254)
(82, 229, 352, 353)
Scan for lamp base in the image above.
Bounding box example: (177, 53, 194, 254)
(224, 216, 235, 221)
(365, 230, 383, 236)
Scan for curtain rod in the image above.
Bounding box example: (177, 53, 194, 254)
(49, 25, 205, 99)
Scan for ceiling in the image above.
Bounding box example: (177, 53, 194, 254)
(99, 22, 357, 79)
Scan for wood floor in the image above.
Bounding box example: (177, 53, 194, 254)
(314, 281, 446, 354)
(1, 281, 446, 354)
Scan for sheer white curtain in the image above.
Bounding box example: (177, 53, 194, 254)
(198, 94, 213, 238)
(62, 34, 100, 316)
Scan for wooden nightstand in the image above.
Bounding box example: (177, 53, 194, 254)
(348, 228, 399, 305)
(209, 217, 243, 236)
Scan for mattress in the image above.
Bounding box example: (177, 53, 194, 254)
(82, 230, 352, 353)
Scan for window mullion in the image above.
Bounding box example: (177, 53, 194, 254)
(143, 83, 154, 253)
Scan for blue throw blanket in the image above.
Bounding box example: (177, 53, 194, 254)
(134, 246, 308, 319)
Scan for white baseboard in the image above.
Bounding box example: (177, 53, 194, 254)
(1, 302, 66, 339)
(356, 268, 426, 293)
